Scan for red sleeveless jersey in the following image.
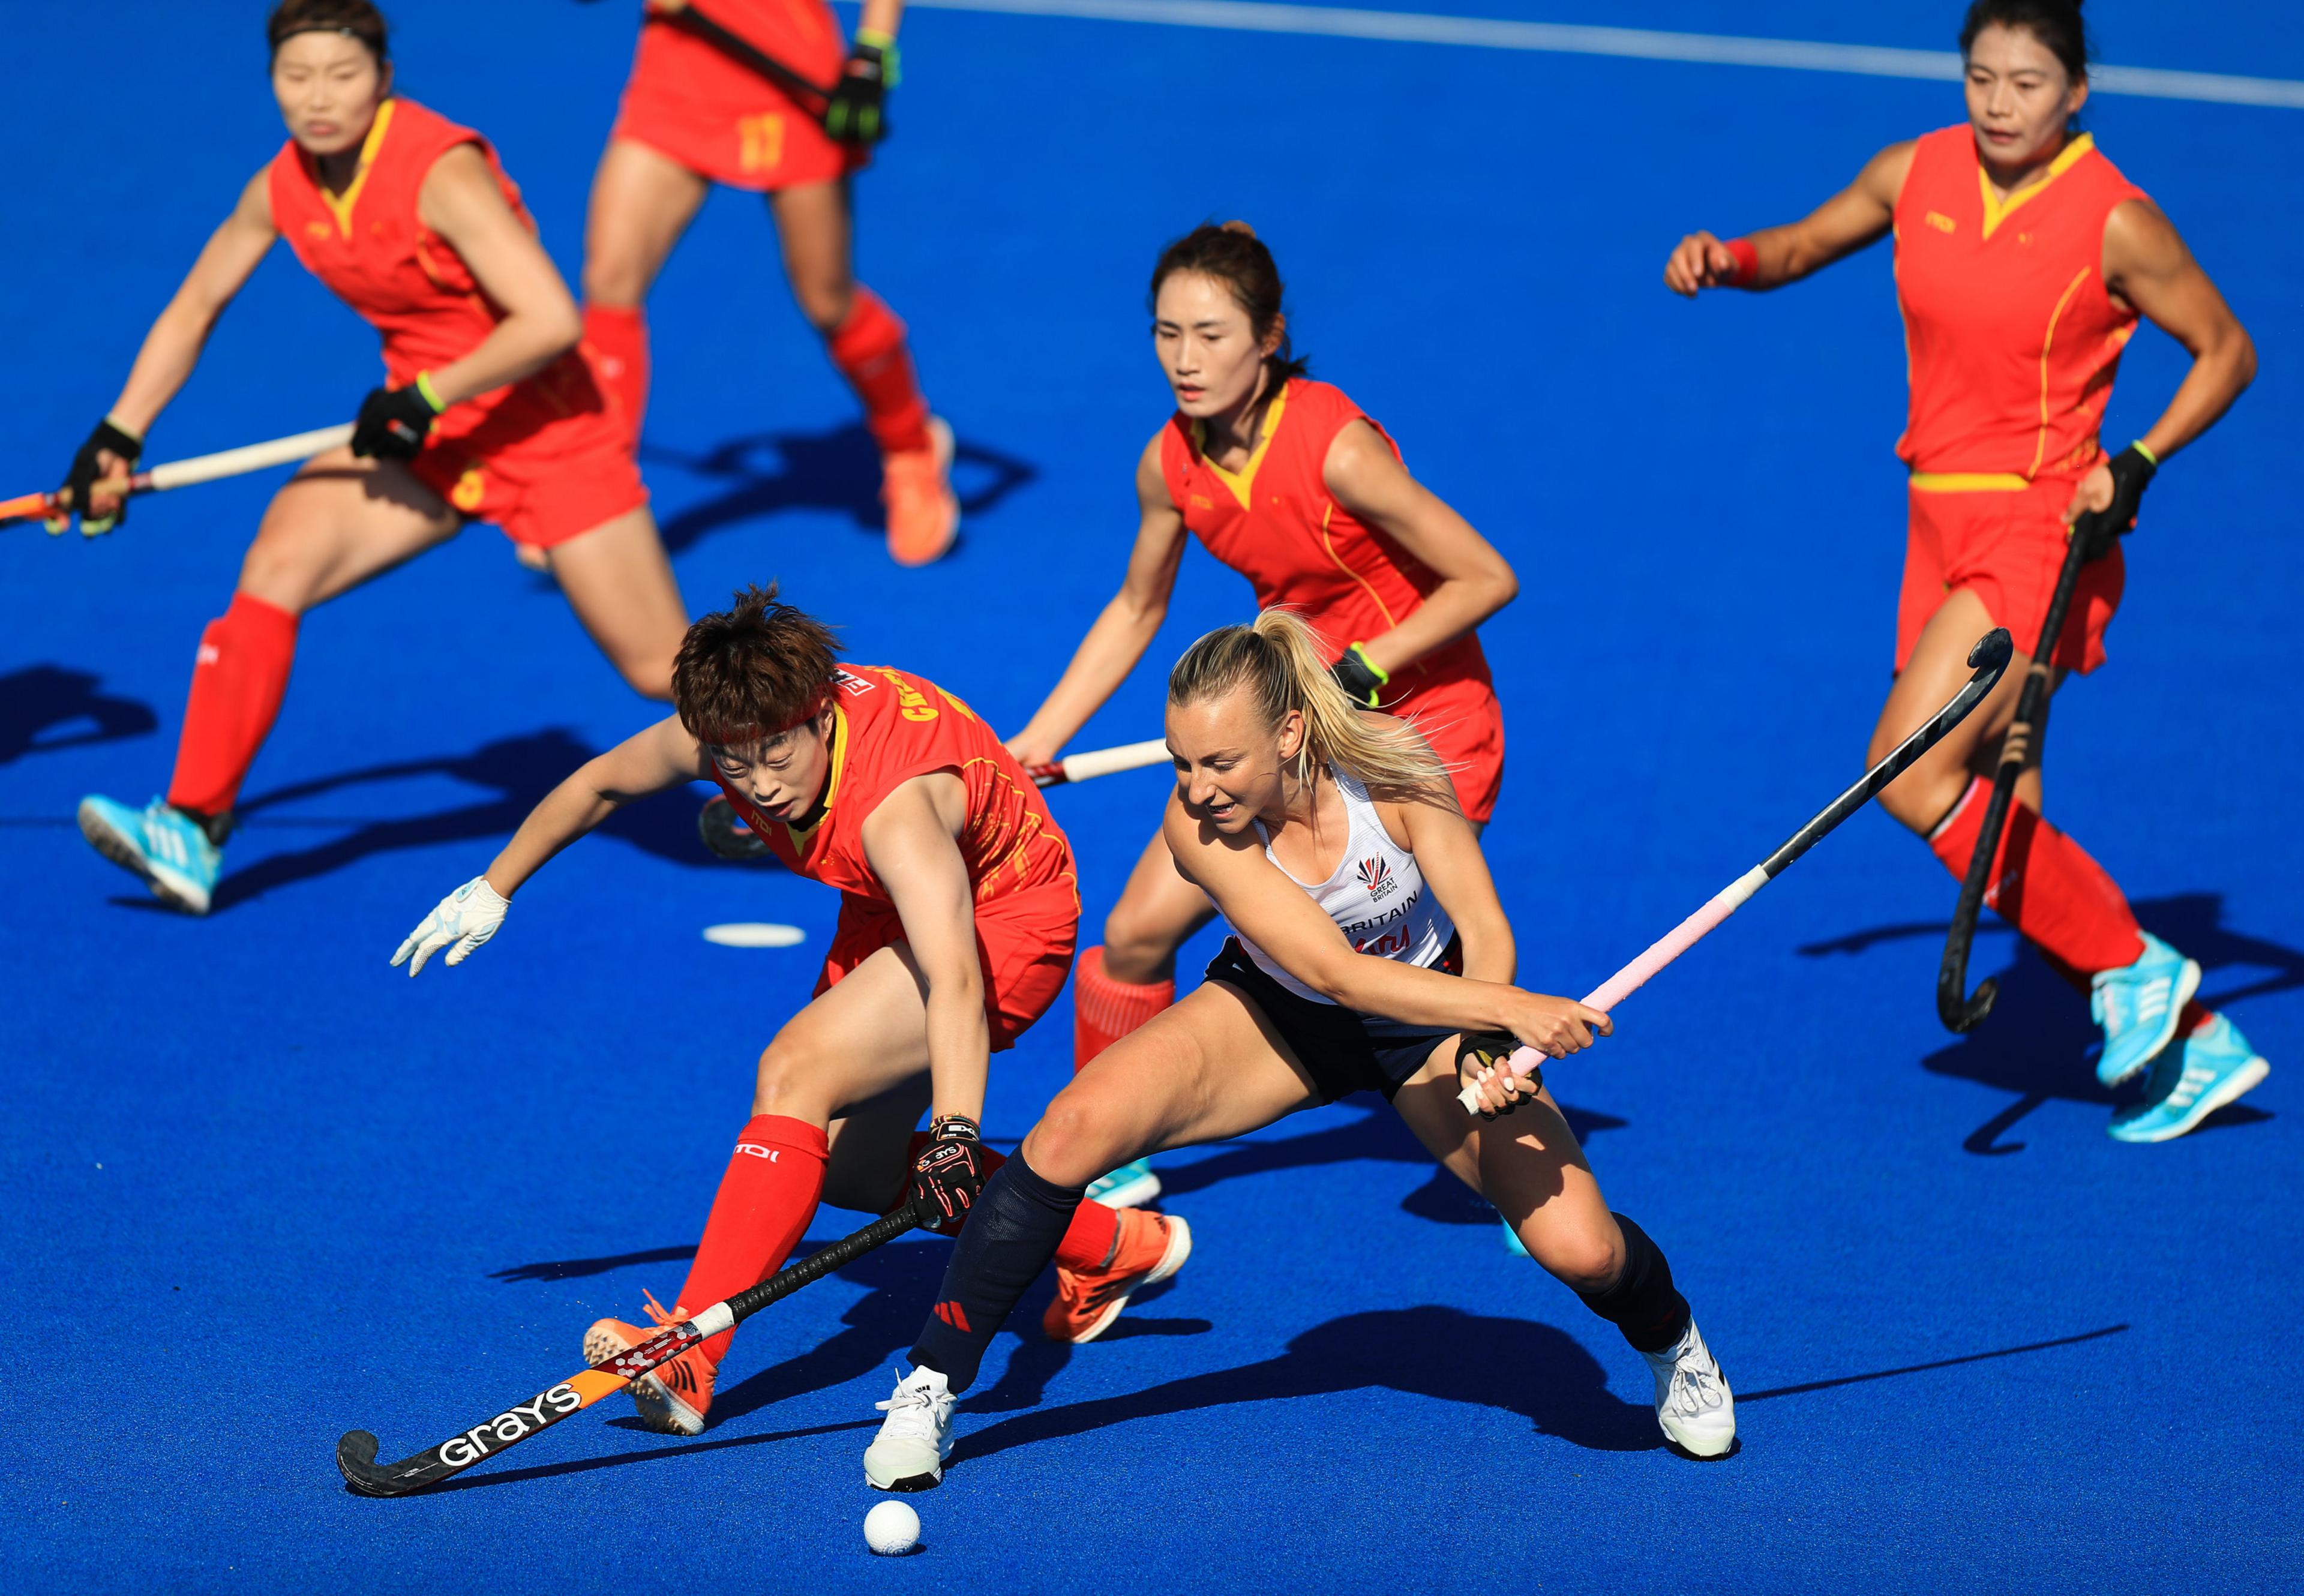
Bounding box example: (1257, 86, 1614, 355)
(269, 98, 541, 388)
(1893, 126, 2147, 481)
(715, 666, 1079, 912)
(1158, 379, 1494, 704)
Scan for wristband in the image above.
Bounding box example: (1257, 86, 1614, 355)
(1331, 642, 1389, 708)
(1722, 237, 1759, 287)
(2129, 439, 2159, 468)
(412, 370, 448, 414)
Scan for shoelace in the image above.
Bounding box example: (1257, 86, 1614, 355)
(640, 1288, 679, 1330)
(875, 1370, 947, 1436)
(1669, 1354, 1727, 1417)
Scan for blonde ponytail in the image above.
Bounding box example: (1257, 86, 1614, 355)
(1168, 609, 1459, 810)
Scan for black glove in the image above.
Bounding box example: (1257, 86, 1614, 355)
(1458, 1033, 1538, 1122)
(908, 1115, 989, 1231)
(351, 376, 445, 461)
(1330, 641, 1388, 707)
(2071, 443, 2157, 563)
(823, 30, 896, 143)
(57, 418, 143, 536)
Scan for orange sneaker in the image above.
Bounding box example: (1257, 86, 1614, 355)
(1043, 1208, 1192, 1344)
(882, 415, 958, 567)
(583, 1292, 715, 1436)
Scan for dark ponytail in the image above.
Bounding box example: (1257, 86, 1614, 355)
(1958, 0, 2090, 83)
(1149, 221, 1310, 388)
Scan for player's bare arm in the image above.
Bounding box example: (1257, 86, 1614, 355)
(1163, 793, 1601, 1055)
(1319, 419, 1517, 679)
(859, 772, 992, 1124)
(1388, 791, 1515, 985)
(1004, 433, 1189, 767)
(2102, 200, 2256, 464)
(488, 715, 707, 896)
(415, 144, 584, 406)
(1663, 140, 1916, 296)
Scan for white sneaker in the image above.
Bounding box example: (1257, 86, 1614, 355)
(865, 1366, 955, 1492)
(1640, 1319, 1736, 1459)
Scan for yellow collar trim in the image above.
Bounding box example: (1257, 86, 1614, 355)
(1978, 130, 2095, 240)
(784, 704, 849, 843)
(319, 98, 397, 238)
(1192, 382, 1290, 512)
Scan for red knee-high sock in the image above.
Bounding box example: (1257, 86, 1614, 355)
(1927, 775, 2147, 977)
(165, 592, 299, 820)
(826, 287, 931, 455)
(674, 1115, 829, 1366)
(1072, 946, 1175, 1075)
(583, 302, 650, 446)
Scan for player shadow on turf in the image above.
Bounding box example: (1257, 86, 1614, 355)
(947, 1305, 1665, 1467)
(178, 730, 722, 912)
(0, 663, 157, 766)
(641, 424, 1037, 554)
(1156, 1097, 1628, 1226)
(1798, 893, 2293, 1153)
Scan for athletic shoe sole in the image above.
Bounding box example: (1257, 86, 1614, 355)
(2110, 1056, 2270, 1144)
(2096, 958, 2201, 1087)
(1070, 1214, 1193, 1345)
(77, 800, 210, 915)
(1087, 1166, 1162, 1210)
(581, 1321, 707, 1436)
(865, 1444, 950, 1493)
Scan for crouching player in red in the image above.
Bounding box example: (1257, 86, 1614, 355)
(392, 587, 1190, 1433)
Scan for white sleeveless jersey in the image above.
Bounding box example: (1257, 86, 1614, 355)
(1239, 767, 1457, 1004)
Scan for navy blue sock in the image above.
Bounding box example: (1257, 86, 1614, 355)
(1575, 1213, 1691, 1354)
(909, 1154, 1084, 1390)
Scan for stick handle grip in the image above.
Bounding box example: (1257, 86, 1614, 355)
(1028, 739, 1169, 788)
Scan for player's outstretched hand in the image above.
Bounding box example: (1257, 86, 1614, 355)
(1499, 991, 1612, 1060)
(392, 876, 510, 976)
(908, 1115, 988, 1232)
(1457, 1033, 1536, 1120)
(1663, 230, 1743, 297)
(54, 418, 142, 536)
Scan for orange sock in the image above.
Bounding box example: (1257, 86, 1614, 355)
(165, 592, 298, 820)
(674, 1115, 828, 1366)
(583, 302, 649, 447)
(827, 286, 931, 455)
(1927, 775, 2147, 977)
(1072, 946, 1175, 1073)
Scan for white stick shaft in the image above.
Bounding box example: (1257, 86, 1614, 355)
(143, 424, 355, 492)
(1058, 739, 1170, 783)
(1457, 865, 1771, 1113)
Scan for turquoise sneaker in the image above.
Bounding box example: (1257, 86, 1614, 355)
(1085, 1159, 1160, 1210)
(1501, 1219, 1529, 1257)
(2108, 1013, 2269, 1144)
(78, 795, 221, 915)
(2090, 932, 2200, 1087)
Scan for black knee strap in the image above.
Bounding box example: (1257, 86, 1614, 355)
(908, 1154, 1084, 1391)
(1575, 1212, 1691, 1354)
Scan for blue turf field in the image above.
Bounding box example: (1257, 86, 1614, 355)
(4, 2, 2301, 1590)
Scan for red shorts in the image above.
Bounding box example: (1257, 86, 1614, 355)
(814, 881, 1081, 1050)
(408, 351, 648, 550)
(610, 18, 864, 193)
(1897, 478, 2124, 675)
(1395, 673, 1507, 823)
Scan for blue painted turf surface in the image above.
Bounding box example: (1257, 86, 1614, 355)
(4, 2, 2300, 1590)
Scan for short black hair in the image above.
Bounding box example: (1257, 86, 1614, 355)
(1960, 0, 2090, 83)
(268, 0, 390, 63)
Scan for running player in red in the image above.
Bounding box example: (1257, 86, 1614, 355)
(393, 586, 1189, 1434)
(1663, 0, 2262, 1141)
(65, 0, 688, 918)
(1008, 222, 1520, 1209)
(580, 0, 956, 565)
(860, 612, 1732, 1491)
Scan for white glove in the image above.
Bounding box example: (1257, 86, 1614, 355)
(392, 876, 510, 976)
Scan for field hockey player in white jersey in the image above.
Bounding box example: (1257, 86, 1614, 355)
(860, 609, 1735, 1490)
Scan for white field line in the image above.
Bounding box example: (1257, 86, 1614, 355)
(905, 0, 2304, 109)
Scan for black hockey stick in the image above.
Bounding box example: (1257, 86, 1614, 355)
(1461, 626, 2013, 1111)
(1936, 526, 2098, 1033)
(337, 1205, 922, 1496)
(655, 1, 838, 121)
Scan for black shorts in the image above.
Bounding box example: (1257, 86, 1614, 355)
(1204, 936, 1462, 1103)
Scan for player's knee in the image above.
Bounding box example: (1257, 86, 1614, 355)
(795, 277, 854, 336)
(1020, 1090, 1121, 1190)
(235, 538, 317, 612)
(580, 252, 647, 310)
(1101, 902, 1180, 984)
(612, 643, 678, 701)
(1529, 1223, 1625, 1296)
(752, 1042, 829, 1117)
